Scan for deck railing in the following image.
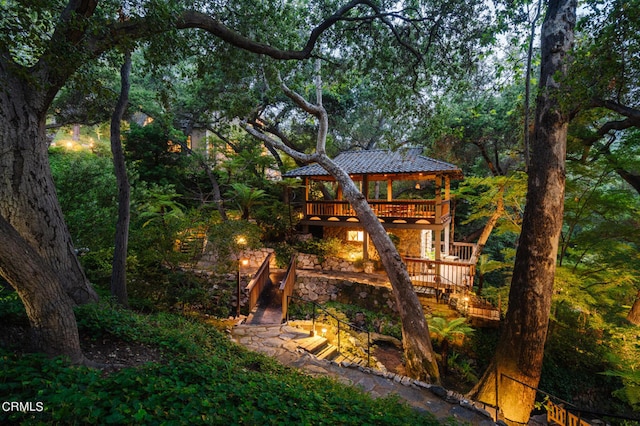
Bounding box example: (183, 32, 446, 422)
(404, 257, 475, 291)
(305, 200, 442, 220)
(449, 242, 478, 262)
(245, 253, 272, 314)
(279, 255, 297, 322)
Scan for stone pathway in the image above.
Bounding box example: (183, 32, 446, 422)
(230, 323, 498, 425)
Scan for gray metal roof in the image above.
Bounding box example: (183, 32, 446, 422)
(283, 148, 462, 178)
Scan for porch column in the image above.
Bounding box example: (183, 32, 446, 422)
(363, 230, 369, 261)
(435, 175, 442, 223)
(387, 179, 393, 201)
(444, 226, 450, 256)
(435, 176, 442, 260)
(362, 174, 369, 199)
(304, 177, 309, 216)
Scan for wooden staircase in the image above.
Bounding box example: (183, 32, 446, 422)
(296, 335, 370, 367)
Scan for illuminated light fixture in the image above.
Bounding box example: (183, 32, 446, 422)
(321, 327, 327, 337)
(346, 218, 359, 222)
(416, 219, 429, 224)
(310, 216, 321, 221)
(415, 183, 421, 189)
(236, 235, 247, 246)
(241, 259, 249, 267)
(392, 220, 407, 223)
(328, 217, 340, 221)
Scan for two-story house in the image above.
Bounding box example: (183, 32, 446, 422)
(284, 148, 478, 293)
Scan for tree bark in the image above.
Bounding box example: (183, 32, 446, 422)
(110, 51, 132, 307)
(0, 215, 86, 364)
(628, 290, 640, 326)
(467, 1, 577, 423)
(0, 74, 98, 306)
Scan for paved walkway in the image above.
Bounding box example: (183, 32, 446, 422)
(230, 323, 498, 425)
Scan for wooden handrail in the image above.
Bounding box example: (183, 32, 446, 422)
(245, 253, 272, 314)
(279, 255, 297, 322)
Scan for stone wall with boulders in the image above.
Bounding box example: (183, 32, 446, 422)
(295, 253, 360, 273)
(294, 271, 397, 315)
(196, 247, 277, 272)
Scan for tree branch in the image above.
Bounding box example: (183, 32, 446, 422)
(242, 122, 318, 166)
(280, 79, 329, 155)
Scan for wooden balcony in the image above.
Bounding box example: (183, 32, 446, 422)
(304, 200, 451, 225)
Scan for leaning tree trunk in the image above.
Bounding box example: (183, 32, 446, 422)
(317, 156, 440, 383)
(467, 1, 577, 423)
(110, 51, 132, 307)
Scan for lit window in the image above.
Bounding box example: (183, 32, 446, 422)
(347, 231, 364, 242)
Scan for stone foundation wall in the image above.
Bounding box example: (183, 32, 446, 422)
(387, 229, 422, 258)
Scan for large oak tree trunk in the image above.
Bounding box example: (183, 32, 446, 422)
(467, 1, 577, 423)
(0, 70, 97, 362)
(0, 77, 98, 305)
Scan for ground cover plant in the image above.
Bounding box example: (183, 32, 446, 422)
(0, 297, 442, 425)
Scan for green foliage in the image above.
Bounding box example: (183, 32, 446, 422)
(295, 237, 342, 263)
(124, 122, 189, 189)
(204, 220, 262, 273)
(225, 182, 267, 220)
(49, 147, 117, 250)
(428, 317, 475, 344)
(253, 199, 295, 242)
(271, 242, 297, 269)
(0, 286, 27, 327)
(0, 305, 440, 425)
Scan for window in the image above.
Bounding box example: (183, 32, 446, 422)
(347, 230, 364, 242)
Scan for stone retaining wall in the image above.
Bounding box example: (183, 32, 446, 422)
(295, 253, 360, 273)
(294, 271, 397, 315)
(239, 248, 278, 269)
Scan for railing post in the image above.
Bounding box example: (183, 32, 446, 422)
(337, 320, 341, 353)
(495, 366, 499, 421)
(286, 295, 290, 323)
(367, 331, 371, 367)
(312, 303, 316, 336)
